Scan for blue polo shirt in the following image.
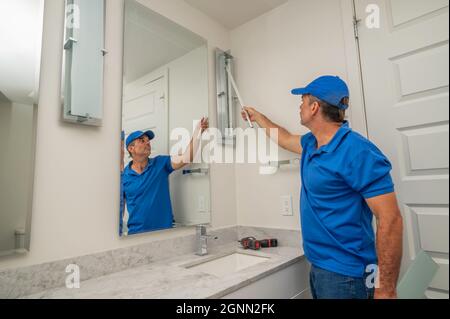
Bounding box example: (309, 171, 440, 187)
(122, 156, 175, 235)
(300, 121, 394, 278)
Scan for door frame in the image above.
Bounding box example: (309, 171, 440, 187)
(339, 0, 369, 138)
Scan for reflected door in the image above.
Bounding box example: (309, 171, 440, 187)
(122, 74, 169, 168)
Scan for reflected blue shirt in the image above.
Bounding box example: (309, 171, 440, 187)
(122, 156, 175, 235)
(300, 121, 394, 278)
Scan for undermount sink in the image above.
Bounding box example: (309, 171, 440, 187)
(185, 253, 270, 277)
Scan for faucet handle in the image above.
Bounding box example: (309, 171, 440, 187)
(195, 225, 218, 256)
(196, 225, 218, 240)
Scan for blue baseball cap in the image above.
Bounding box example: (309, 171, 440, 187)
(291, 75, 350, 110)
(126, 130, 155, 148)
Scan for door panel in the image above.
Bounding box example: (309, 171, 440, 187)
(389, 0, 448, 27)
(430, 258, 449, 290)
(355, 0, 449, 298)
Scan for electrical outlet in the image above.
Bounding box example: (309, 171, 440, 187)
(281, 195, 293, 216)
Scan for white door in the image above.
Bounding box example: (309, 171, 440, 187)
(355, 0, 449, 298)
(122, 75, 168, 168)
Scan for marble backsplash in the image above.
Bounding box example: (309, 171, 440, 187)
(0, 226, 301, 299)
(238, 226, 302, 248)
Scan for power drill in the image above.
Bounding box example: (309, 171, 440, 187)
(239, 237, 261, 250)
(239, 237, 278, 250)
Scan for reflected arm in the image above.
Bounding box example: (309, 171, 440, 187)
(171, 118, 208, 170)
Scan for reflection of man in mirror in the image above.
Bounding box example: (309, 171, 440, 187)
(121, 118, 209, 235)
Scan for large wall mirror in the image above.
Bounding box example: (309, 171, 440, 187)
(0, 0, 44, 256)
(120, 0, 211, 236)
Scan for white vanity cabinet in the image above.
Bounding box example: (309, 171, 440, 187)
(221, 258, 311, 299)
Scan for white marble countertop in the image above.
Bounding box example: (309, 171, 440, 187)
(23, 244, 304, 299)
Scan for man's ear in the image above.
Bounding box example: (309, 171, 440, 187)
(311, 101, 320, 116)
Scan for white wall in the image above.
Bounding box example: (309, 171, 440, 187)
(0, 98, 11, 171)
(0, 102, 35, 253)
(230, 0, 356, 230)
(0, 0, 234, 270)
(0, 100, 13, 252)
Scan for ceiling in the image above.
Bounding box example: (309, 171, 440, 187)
(0, 0, 44, 105)
(184, 0, 289, 29)
(124, 0, 206, 84)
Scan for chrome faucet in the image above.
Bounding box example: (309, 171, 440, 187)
(196, 225, 217, 256)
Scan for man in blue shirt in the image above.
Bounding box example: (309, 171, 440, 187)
(242, 76, 403, 299)
(121, 118, 209, 235)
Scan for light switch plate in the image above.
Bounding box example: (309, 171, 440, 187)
(198, 195, 207, 213)
(281, 195, 293, 216)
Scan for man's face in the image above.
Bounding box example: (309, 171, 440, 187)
(128, 135, 151, 159)
(299, 95, 314, 126)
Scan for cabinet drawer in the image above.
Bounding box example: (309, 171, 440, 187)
(222, 258, 310, 299)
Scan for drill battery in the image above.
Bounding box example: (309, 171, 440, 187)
(259, 238, 278, 248)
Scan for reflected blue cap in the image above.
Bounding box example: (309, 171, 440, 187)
(125, 130, 155, 148)
(291, 75, 350, 110)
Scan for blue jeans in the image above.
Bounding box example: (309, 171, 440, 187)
(309, 265, 375, 299)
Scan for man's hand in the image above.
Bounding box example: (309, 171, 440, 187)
(241, 106, 302, 155)
(199, 117, 209, 134)
(241, 107, 260, 123)
(171, 117, 209, 171)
